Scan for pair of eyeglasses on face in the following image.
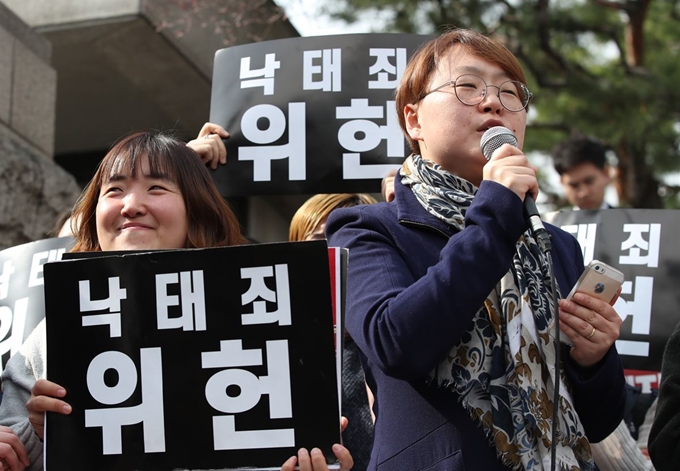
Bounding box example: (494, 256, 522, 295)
(420, 74, 533, 112)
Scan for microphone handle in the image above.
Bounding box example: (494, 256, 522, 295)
(523, 194, 552, 252)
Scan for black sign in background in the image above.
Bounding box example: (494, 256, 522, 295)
(545, 209, 680, 372)
(0, 237, 73, 371)
(209, 34, 432, 196)
(44, 241, 340, 471)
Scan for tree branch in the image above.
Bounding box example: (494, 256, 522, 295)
(535, 0, 573, 73)
(592, 0, 632, 13)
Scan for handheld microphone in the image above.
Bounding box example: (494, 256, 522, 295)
(480, 126, 551, 252)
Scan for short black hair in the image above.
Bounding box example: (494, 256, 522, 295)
(552, 136, 609, 175)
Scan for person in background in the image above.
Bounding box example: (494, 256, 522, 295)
(290, 194, 378, 241)
(648, 320, 680, 471)
(590, 420, 655, 471)
(0, 130, 352, 471)
(327, 28, 626, 470)
(551, 135, 614, 210)
(290, 193, 378, 471)
(551, 136, 657, 470)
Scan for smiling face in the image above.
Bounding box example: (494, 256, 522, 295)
(95, 155, 188, 251)
(403, 45, 527, 186)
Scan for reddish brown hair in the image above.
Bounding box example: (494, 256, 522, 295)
(396, 29, 529, 155)
(71, 131, 247, 252)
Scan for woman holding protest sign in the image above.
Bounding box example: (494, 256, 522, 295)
(326, 28, 626, 471)
(0, 130, 352, 471)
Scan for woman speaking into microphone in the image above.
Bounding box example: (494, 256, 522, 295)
(327, 29, 626, 471)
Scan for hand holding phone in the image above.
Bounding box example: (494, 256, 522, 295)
(559, 260, 624, 346)
(566, 261, 624, 304)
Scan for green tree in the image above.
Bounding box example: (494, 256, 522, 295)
(322, 0, 680, 208)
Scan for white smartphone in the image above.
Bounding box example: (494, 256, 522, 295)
(558, 260, 625, 345)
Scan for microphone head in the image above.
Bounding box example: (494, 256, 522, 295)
(480, 126, 517, 161)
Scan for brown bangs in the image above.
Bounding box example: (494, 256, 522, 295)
(100, 133, 181, 184)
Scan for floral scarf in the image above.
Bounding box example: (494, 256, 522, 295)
(401, 154, 593, 471)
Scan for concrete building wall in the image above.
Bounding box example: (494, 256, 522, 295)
(2, 0, 140, 27)
(0, 3, 81, 250)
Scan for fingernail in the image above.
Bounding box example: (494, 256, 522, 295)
(63, 404, 72, 414)
(332, 444, 342, 452)
(57, 388, 66, 397)
(311, 448, 322, 456)
(298, 448, 309, 457)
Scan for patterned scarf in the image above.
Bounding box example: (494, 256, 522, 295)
(401, 154, 594, 471)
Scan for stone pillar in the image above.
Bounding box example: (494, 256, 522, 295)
(0, 3, 81, 250)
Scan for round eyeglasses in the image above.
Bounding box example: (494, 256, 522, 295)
(421, 74, 533, 112)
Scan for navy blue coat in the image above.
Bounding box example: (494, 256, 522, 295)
(327, 179, 626, 471)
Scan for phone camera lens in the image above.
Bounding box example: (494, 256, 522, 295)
(595, 265, 601, 271)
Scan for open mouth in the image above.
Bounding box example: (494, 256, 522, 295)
(478, 121, 504, 132)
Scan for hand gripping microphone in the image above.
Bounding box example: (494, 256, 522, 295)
(480, 126, 551, 252)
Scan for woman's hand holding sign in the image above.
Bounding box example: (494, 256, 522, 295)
(25, 379, 72, 440)
(281, 417, 353, 471)
(186, 122, 230, 170)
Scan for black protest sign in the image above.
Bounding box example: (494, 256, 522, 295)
(545, 209, 680, 383)
(0, 237, 73, 372)
(44, 241, 340, 471)
(209, 33, 432, 196)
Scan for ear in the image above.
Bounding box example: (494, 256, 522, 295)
(404, 104, 422, 142)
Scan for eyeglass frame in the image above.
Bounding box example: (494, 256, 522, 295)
(419, 74, 534, 112)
